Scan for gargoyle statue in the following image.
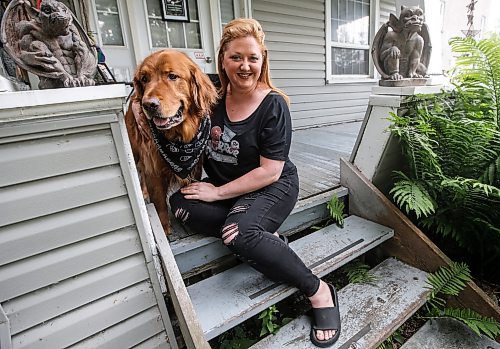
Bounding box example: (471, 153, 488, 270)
(0, 0, 97, 89)
(372, 5, 432, 86)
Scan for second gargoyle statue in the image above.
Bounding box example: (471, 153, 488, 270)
(372, 5, 432, 87)
(0, 0, 97, 89)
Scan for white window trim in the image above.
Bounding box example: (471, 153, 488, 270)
(91, 0, 128, 48)
(326, 0, 379, 84)
(143, 0, 206, 52)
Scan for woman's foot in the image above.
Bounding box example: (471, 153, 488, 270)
(309, 281, 341, 347)
(309, 280, 336, 341)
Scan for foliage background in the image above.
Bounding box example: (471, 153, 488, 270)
(389, 36, 500, 283)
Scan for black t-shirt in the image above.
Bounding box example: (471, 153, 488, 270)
(204, 91, 297, 186)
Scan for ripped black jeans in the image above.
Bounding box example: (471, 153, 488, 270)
(169, 172, 320, 297)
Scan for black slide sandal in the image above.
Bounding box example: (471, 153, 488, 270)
(310, 283, 341, 347)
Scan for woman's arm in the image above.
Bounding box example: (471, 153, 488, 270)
(181, 156, 284, 202)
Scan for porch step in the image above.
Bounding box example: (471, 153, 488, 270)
(400, 318, 500, 349)
(186, 215, 393, 340)
(249, 258, 429, 349)
(170, 186, 348, 277)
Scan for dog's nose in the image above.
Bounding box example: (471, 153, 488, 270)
(142, 98, 160, 112)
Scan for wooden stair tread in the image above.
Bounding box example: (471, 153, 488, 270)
(249, 258, 429, 349)
(400, 318, 500, 349)
(170, 187, 348, 277)
(187, 215, 393, 340)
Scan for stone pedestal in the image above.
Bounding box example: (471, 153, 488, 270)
(350, 85, 443, 195)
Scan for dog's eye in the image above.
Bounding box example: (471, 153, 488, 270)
(168, 73, 178, 81)
(140, 75, 149, 84)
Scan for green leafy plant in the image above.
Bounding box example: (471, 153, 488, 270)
(376, 329, 404, 349)
(424, 262, 500, 339)
(327, 195, 346, 227)
(258, 305, 280, 337)
(218, 326, 256, 349)
(388, 36, 500, 280)
(344, 259, 378, 284)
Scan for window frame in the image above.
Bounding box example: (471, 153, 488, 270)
(143, 0, 204, 51)
(326, 0, 378, 83)
(92, 0, 128, 48)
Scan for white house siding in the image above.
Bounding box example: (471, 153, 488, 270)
(253, 0, 396, 129)
(0, 86, 175, 349)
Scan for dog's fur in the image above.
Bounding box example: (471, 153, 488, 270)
(125, 50, 218, 234)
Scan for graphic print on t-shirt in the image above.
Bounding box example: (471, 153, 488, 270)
(207, 125, 240, 165)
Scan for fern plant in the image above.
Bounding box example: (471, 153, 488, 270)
(327, 195, 346, 227)
(388, 36, 500, 279)
(344, 259, 378, 284)
(425, 262, 500, 339)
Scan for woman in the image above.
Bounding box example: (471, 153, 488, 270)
(170, 18, 341, 347)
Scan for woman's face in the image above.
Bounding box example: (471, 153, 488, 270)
(221, 36, 263, 93)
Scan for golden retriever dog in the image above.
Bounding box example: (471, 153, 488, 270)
(125, 49, 218, 234)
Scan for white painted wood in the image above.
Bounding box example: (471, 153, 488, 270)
(0, 118, 115, 141)
(11, 281, 157, 349)
(0, 305, 12, 349)
(267, 33, 324, 45)
(253, 1, 323, 18)
(132, 333, 172, 349)
(0, 227, 142, 302)
(292, 111, 365, 129)
(400, 318, 500, 349)
(110, 116, 179, 349)
(4, 254, 148, 335)
(0, 85, 177, 348)
(371, 85, 444, 96)
(66, 307, 167, 349)
(148, 205, 210, 349)
(260, 0, 323, 11)
(0, 129, 119, 187)
(0, 85, 127, 110)
(291, 91, 370, 104)
(188, 216, 394, 339)
(369, 94, 404, 107)
(0, 100, 124, 126)
(352, 105, 395, 180)
(0, 165, 127, 227)
(353, 87, 444, 181)
(0, 197, 134, 266)
(257, 12, 324, 28)
(249, 258, 429, 349)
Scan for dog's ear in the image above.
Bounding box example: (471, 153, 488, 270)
(189, 64, 218, 116)
(132, 66, 145, 101)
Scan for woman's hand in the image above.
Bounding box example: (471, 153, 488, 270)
(181, 181, 221, 202)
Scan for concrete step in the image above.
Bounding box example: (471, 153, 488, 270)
(170, 186, 348, 277)
(249, 258, 429, 349)
(186, 215, 393, 340)
(400, 318, 500, 349)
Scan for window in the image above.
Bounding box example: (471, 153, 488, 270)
(95, 0, 125, 46)
(220, 0, 236, 29)
(146, 0, 201, 49)
(328, 0, 371, 79)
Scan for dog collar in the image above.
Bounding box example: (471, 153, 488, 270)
(147, 116, 211, 179)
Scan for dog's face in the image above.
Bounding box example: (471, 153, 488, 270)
(133, 50, 217, 131)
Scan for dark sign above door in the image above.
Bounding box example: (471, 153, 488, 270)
(161, 0, 190, 22)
